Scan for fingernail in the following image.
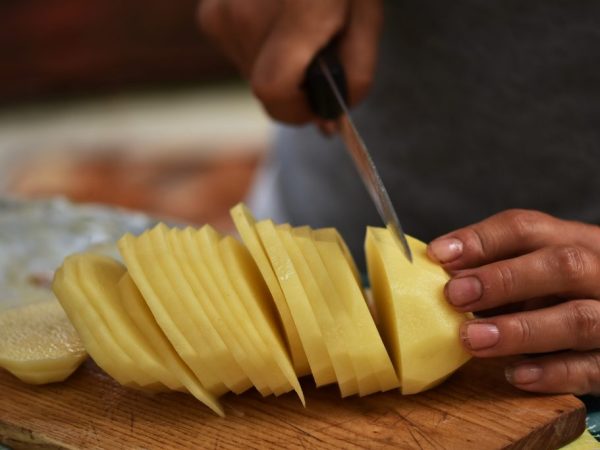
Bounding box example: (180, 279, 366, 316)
(446, 276, 482, 306)
(428, 238, 463, 263)
(505, 363, 543, 385)
(461, 323, 500, 350)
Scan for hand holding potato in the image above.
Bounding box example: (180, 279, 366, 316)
(198, 0, 383, 123)
(428, 209, 600, 395)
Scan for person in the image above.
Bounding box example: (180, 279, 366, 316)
(198, 1, 600, 397)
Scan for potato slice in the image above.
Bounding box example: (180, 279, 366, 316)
(313, 228, 363, 286)
(53, 259, 138, 386)
(279, 226, 357, 396)
(365, 228, 472, 394)
(293, 227, 377, 396)
(118, 231, 227, 395)
(0, 300, 86, 385)
(76, 254, 183, 391)
(219, 236, 304, 403)
(184, 225, 270, 395)
(117, 272, 224, 416)
(312, 229, 399, 394)
(255, 219, 335, 386)
(164, 226, 251, 394)
(230, 204, 310, 376)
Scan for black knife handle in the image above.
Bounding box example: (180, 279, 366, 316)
(303, 42, 348, 120)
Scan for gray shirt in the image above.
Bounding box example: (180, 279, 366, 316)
(249, 0, 600, 267)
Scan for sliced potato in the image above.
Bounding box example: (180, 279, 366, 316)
(76, 254, 182, 390)
(118, 231, 227, 395)
(293, 227, 378, 396)
(366, 228, 472, 394)
(312, 230, 399, 394)
(167, 226, 252, 394)
(118, 272, 224, 416)
(219, 236, 304, 404)
(53, 259, 138, 386)
(191, 225, 271, 395)
(230, 204, 310, 376)
(279, 226, 357, 396)
(0, 300, 87, 385)
(255, 219, 335, 387)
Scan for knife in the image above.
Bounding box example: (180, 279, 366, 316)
(304, 44, 413, 263)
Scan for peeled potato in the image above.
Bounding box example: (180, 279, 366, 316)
(118, 272, 223, 416)
(220, 236, 304, 402)
(255, 219, 335, 387)
(311, 229, 399, 394)
(44, 203, 473, 417)
(365, 228, 472, 394)
(167, 226, 251, 394)
(231, 204, 310, 376)
(119, 230, 228, 395)
(278, 225, 357, 397)
(0, 300, 87, 384)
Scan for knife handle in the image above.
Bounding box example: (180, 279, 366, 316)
(303, 42, 348, 120)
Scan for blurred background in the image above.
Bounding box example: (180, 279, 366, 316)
(0, 0, 271, 231)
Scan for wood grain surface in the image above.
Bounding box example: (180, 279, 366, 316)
(0, 357, 586, 450)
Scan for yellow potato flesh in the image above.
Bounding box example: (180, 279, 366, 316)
(53, 260, 138, 386)
(312, 230, 399, 394)
(255, 220, 335, 387)
(365, 228, 472, 394)
(118, 232, 227, 395)
(166, 226, 251, 394)
(0, 300, 87, 385)
(192, 225, 272, 395)
(230, 204, 310, 377)
(279, 226, 357, 396)
(76, 254, 182, 391)
(293, 227, 377, 396)
(314, 228, 363, 287)
(117, 272, 223, 416)
(220, 236, 304, 403)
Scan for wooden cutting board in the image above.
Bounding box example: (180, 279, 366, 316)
(0, 357, 585, 450)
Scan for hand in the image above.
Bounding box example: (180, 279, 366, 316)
(427, 209, 600, 395)
(198, 0, 383, 124)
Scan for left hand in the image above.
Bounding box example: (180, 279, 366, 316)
(427, 209, 600, 395)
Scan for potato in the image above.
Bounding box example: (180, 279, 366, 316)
(46, 203, 471, 416)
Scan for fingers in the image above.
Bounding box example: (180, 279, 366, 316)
(199, 0, 384, 124)
(445, 245, 600, 312)
(198, 0, 278, 76)
(460, 300, 600, 357)
(427, 209, 592, 271)
(251, 0, 350, 123)
(506, 351, 600, 395)
(338, 0, 383, 106)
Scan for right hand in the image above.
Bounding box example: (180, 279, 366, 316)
(198, 0, 383, 124)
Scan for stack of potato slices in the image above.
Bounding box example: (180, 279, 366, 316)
(48, 203, 471, 416)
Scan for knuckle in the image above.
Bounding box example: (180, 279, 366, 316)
(502, 209, 546, 242)
(250, 76, 282, 104)
(553, 245, 589, 283)
(557, 357, 587, 395)
(461, 226, 489, 261)
(494, 263, 516, 297)
(568, 300, 600, 349)
(585, 352, 600, 395)
(512, 316, 536, 346)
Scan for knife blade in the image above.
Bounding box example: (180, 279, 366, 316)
(304, 49, 413, 263)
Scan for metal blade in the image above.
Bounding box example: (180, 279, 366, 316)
(318, 58, 413, 262)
